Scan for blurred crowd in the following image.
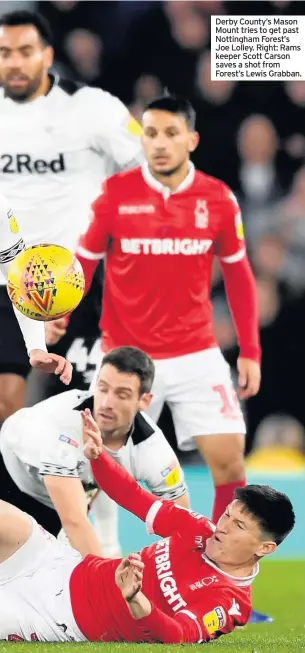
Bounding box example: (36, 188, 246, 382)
(1, 0, 304, 462)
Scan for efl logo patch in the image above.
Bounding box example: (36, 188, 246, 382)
(59, 434, 78, 448)
(203, 606, 226, 634)
(161, 460, 181, 487)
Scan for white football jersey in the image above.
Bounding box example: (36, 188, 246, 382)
(0, 190, 46, 353)
(0, 389, 187, 509)
(0, 74, 142, 283)
(0, 515, 85, 642)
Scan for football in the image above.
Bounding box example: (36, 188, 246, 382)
(7, 244, 85, 321)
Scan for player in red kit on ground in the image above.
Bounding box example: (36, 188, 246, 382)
(0, 413, 295, 642)
(74, 95, 260, 518)
(69, 414, 294, 643)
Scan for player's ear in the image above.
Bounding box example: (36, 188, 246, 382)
(255, 540, 277, 558)
(43, 45, 54, 71)
(188, 131, 199, 154)
(138, 393, 153, 411)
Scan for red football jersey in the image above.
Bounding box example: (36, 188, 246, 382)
(70, 501, 254, 643)
(77, 164, 246, 359)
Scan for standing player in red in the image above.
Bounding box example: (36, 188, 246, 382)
(73, 94, 265, 621)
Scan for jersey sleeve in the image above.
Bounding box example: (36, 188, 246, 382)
(75, 181, 111, 291)
(145, 499, 215, 541)
(138, 429, 187, 501)
(0, 194, 47, 355)
(214, 188, 246, 263)
(137, 588, 249, 643)
(91, 449, 214, 541)
(81, 87, 143, 169)
(39, 410, 83, 478)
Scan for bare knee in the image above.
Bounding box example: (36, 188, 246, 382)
(194, 433, 246, 485)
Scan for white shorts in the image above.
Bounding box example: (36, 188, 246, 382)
(90, 348, 246, 452)
(0, 518, 85, 642)
(147, 348, 246, 451)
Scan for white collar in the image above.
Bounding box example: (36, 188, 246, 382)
(202, 553, 259, 587)
(141, 161, 195, 198)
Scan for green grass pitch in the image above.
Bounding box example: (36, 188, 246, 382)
(0, 560, 304, 653)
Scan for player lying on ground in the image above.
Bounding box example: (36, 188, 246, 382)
(0, 430, 294, 643)
(0, 191, 72, 388)
(0, 346, 188, 557)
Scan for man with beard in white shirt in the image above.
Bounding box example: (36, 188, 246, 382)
(0, 346, 188, 556)
(0, 9, 143, 420)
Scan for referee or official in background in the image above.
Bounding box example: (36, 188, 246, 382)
(0, 9, 143, 420)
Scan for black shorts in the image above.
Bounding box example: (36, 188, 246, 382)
(39, 264, 103, 397)
(0, 285, 30, 378)
(0, 454, 61, 536)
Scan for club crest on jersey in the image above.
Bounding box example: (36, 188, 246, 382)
(194, 200, 209, 229)
(190, 575, 219, 590)
(7, 209, 19, 234)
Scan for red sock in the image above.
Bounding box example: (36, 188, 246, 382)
(212, 479, 246, 524)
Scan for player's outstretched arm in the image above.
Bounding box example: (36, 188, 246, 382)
(83, 410, 213, 540)
(0, 198, 72, 383)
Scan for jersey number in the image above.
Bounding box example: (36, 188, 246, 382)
(212, 384, 241, 420)
(66, 338, 101, 373)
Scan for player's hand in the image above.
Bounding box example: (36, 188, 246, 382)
(115, 554, 144, 601)
(237, 357, 261, 400)
(45, 318, 67, 346)
(81, 408, 103, 459)
(29, 350, 72, 385)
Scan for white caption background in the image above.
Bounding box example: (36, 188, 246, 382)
(211, 16, 305, 81)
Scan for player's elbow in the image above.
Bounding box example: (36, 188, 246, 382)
(173, 491, 190, 509)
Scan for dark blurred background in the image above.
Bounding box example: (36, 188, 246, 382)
(2, 0, 305, 463)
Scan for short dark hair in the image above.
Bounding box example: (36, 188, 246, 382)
(144, 94, 196, 130)
(101, 346, 155, 395)
(0, 10, 53, 46)
(235, 485, 295, 545)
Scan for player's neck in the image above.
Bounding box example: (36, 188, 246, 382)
(30, 75, 51, 101)
(150, 160, 191, 192)
(216, 559, 257, 579)
(101, 424, 131, 451)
